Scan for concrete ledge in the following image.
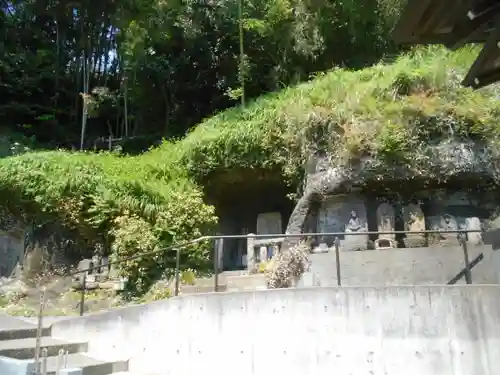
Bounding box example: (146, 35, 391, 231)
(0, 356, 35, 375)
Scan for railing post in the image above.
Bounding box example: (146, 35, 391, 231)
(174, 248, 181, 296)
(217, 238, 224, 272)
(79, 273, 86, 316)
(246, 233, 255, 272)
(33, 288, 45, 375)
(458, 231, 472, 284)
(334, 236, 341, 286)
(213, 238, 223, 292)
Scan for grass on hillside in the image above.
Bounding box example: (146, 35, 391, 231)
(169, 46, 500, 184)
(0, 147, 217, 294)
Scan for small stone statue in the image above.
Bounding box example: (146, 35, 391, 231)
(403, 203, 426, 248)
(345, 210, 363, 232)
(344, 209, 368, 251)
(442, 214, 458, 232)
(377, 203, 395, 240)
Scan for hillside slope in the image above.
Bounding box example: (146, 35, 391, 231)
(170, 46, 500, 188)
(1, 46, 500, 292)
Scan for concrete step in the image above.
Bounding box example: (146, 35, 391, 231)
(45, 352, 128, 375)
(0, 336, 87, 359)
(0, 315, 51, 340)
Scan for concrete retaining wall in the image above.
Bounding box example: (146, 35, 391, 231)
(51, 286, 500, 375)
(299, 244, 499, 287)
(0, 357, 35, 375)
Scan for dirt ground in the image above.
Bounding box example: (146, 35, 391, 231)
(0, 276, 128, 317)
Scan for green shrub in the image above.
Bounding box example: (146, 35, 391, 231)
(0, 149, 217, 295)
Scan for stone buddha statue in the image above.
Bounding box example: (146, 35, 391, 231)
(345, 210, 364, 232)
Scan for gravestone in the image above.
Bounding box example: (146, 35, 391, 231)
(256, 212, 282, 235)
(318, 194, 368, 251)
(77, 259, 92, 275)
(402, 203, 426, 247)
(100, 257, 110, 278)
(466, 217, 482, 245)
(73, 258, 92, 284)
(377, 203, 395, 241)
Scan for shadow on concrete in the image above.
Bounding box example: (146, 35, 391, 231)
(447, 253, 484, 285)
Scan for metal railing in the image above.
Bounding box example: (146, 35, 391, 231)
(72, 229, 481, 316)
(31, 289, 70, 375)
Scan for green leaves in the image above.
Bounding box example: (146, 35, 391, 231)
(173, 46, 500, 189)
(0, 148, 217, 295)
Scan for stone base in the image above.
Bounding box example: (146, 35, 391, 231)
(403, 235, 427, 248)
(427, 235, 459, 247)
(467, 231, 483, 245)
(343, 234, 368, 251)
(374, 238, 397, 249)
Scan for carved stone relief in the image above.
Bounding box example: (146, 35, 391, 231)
(376, 203, 395, 241)
(402, 203, 426, 247)
(317, 194, 368, 251)
(427, 214, 459, 245)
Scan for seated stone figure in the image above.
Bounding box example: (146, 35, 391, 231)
(344, 209, 367, 251)
(345, 210, 365, 232)
(442, 214, 458, 232)
(439, 214, 458, 241)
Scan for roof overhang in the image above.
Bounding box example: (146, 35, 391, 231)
(392, 0, 500, 88)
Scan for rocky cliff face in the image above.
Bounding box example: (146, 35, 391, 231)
(282, 138, 500, 250)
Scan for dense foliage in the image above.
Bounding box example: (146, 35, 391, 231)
(0, 149, 217, 293)
(2, 47, 500, 292)
(175, 47, 500, 188)
(5, 0, 500, 295)
(1, 0, 404, 149)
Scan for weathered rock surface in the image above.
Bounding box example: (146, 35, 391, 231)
(283, 139, 500, 251)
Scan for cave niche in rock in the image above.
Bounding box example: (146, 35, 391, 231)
(203, 168, 295, 271)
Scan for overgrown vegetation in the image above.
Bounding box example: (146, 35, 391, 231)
(0, 149, 217, 294)
(266, 242, 309, 288)
(175, 46, 500, 188)
(2, 46, 500, 295)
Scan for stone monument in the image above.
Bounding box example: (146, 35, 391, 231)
(403, 203, 426, 247)
(317, 194, 368, 250)
(377, 203, 395, 241)
(344, 209, 368, 251)
(317, 196, 344, 247)
(428, 214, 459, 245)
(256, 212, 282, 235)
(465, 217, 483, 245)
(441, 214, 458, 244)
